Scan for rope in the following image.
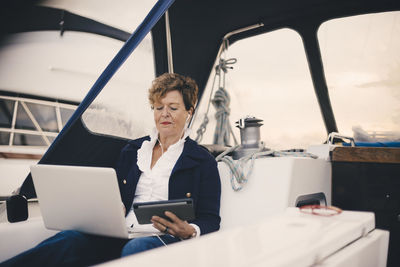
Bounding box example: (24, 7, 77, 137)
(195, 57, 238, 145)
(195, 116, 209, 143)
(216, 145, 317, 191)
(195, 73, 218, 143)
(212, 87, 231, 145)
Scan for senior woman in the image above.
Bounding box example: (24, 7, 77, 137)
(118, 73, 221, 255)
(0, 73, 221, 267)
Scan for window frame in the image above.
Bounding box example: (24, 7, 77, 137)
(0, 95, 77, 147)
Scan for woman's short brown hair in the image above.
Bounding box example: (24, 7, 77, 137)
(149, 73, 198, 111)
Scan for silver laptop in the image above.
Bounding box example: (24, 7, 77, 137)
(30, 164, 161, 239)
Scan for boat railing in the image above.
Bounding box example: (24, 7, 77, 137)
(0, 95, 77, 150)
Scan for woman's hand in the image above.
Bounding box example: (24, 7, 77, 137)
(151, 211, 196, 239)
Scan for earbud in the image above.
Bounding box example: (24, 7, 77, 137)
(185, 110, 192, 122)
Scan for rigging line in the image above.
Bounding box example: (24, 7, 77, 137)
(195, 69, 218, 142)
(165, 10, 174, 73)
(222, 60, 226, 89)
(222, 38, 229, 61)
(206, 72, 219, 115)
(228, 121, 238, 145)
(217, 63, 222, 89)
(195, 56, 238, 143)
(200, 22, 264, 113)
(196, 24, 265, 144)
(217, 145, 317, 191)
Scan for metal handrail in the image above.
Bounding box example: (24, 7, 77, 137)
(0, 95, 76, 147)
(327, 132, 355, 146)
(0, 95, 77, 110)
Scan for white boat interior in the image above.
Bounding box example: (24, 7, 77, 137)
(100, 208, 389, 267)
(0, 0, 399, 266)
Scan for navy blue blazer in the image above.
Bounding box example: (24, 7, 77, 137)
(115, 136, 221, 235)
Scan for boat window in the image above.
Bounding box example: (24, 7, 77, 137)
(318, 11, 400, 140)
(82, 32, 155, 139)
(60, 108, 75, 127)
(15, 103, 36, 131)
(0, 132, 10, 145)
(13, 133, 47, 146)
(25, 103, 58, 132)
(192, 28, 326, 150)
(0, 99, 14, 128)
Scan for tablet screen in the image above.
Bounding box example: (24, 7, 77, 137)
(133, 198, 195, 224)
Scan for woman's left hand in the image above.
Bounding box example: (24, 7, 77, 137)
(151, 211, 195, 239)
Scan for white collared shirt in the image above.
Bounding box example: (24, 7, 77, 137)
(125, 128, 200, 237)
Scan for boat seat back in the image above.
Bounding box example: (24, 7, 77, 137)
(0, 217, 57, 262)
(218, 157, 331, 230)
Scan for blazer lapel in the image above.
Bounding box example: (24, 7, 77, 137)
(171, 138, 204, 176)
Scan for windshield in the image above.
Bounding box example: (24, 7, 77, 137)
(191, 28, 326, 150)
(81, 32, 155, 139)
(78, 1, 158, 140)
(318, 11, 400, 142)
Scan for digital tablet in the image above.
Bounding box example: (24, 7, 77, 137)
(133, 198, 195, 224)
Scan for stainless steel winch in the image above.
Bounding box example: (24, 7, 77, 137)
(232, 116, 266, 160)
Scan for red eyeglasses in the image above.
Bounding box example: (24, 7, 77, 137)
(299, 205, 342, 216)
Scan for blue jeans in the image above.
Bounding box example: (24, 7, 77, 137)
(121, 235, 181, 257)
(1, 231, 180, 267)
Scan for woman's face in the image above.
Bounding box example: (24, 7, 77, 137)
(153, 90, 190, 140)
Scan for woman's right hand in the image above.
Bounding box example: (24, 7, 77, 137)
(151, 211, 196, 239)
